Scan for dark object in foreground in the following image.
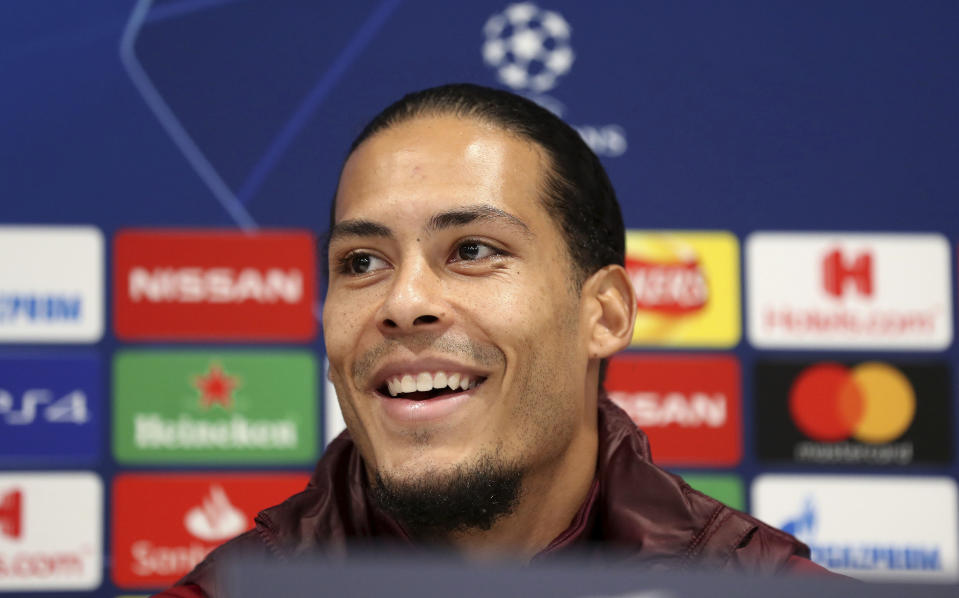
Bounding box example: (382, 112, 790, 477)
(216, 550, 941, 598)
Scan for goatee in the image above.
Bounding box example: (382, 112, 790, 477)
(370, 455, 523, 539)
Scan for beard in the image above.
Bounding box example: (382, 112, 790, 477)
(369, 453, 523, 540)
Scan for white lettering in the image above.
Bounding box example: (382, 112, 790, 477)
(131, 540, 213, 577)
(609, 391, 727, 428)
(134, 413, 298, 449)
(575, 124, 628, 157)
(178, 268, 204, 303)
(128, 268, 303, 304)
(0, 295, 82, 323)
(0, 551, 85, 579)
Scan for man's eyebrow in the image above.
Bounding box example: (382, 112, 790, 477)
(426, 205, 533, 237)
(328, 219, 393, 242)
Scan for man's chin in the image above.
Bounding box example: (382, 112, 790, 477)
(369, 453, 523, 539)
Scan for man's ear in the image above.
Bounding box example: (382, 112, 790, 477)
(582, 264, 637, 359)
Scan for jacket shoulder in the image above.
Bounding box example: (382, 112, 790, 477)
(172, 529, 273, 597)
(595, 398, 810, 573)
(681, 484, 811, 573)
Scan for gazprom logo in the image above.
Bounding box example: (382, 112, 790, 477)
(782, 497, 942, 572)
(0, 294, 83, 323)
(0, 226, 103, 343)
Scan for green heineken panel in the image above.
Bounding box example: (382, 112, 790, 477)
(113, 350, 317, 464)
(681, 474, 745, 511)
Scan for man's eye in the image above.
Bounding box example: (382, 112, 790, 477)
(454, 241, 499, 261)
(340, 252, 388, 275)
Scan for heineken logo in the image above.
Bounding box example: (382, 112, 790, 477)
(133, 413, 297, 450)
(113, 350, 317, 465)
(193, 363, 239, 410)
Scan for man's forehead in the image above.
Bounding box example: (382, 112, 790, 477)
(332, 114, 549, 225)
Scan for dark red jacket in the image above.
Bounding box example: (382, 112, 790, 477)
(157, 397, 830, 597)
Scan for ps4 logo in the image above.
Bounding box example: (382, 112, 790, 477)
(0, 389, 89, 426)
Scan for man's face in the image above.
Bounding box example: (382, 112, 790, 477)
(324, 115, 595, 490)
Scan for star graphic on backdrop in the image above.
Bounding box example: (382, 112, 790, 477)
(193, 363, 240, 409)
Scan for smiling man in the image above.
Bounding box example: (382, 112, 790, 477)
(159, 84, 828, 598)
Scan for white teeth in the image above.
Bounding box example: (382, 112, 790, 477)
(416, 372, 432, 391)
(383, 371, 481, 397)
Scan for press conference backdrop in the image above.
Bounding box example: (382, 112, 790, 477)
(2, 1, 959, 595)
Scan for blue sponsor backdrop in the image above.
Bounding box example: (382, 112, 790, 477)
(2, 1, 959, 594)
(0, 354, 102, 464)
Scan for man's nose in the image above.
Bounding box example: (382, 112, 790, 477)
(376, 260, 446, 334)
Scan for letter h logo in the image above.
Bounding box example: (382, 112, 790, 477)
(0, 489, 21, 539)
(822, 248, 873, 298)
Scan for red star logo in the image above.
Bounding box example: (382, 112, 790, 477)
(193, 363, 239, 409)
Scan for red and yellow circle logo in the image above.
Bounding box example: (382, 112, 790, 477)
(788, 362, 915, 444)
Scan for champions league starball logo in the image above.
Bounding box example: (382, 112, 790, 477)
(480, 3, 627, 157)
(482, 2, 574, 94)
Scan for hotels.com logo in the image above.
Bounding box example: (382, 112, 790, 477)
(0, 490, 21, 539)
(113, 229, 316, 341)
(822, 248, 873, 298)
(605, 355, 741, 467)
(747, 233, 952, 350)
(0, 473, 102, 590)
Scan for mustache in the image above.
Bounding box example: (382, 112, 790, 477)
(352, 333, 505, 383)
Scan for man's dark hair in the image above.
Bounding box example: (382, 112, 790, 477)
(334, 83, 626, 385)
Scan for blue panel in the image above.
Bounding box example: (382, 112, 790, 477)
(0, 354, 102, 464)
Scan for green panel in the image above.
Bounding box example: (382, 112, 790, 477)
(681, 474, 745, 510)
(113, 350, 317, 464)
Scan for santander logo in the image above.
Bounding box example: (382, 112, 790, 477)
(183, 486, 246, 542)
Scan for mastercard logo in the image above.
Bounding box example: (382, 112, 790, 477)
(788, 362, 916, 444)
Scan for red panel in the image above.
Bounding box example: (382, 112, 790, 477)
(111, 472, 308, 589)
(606, 354, 741, 467)
(113, 229, 317, 341)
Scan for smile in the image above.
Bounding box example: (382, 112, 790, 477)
(380, 371, 485, 400)
(370, 364, 490, 424)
